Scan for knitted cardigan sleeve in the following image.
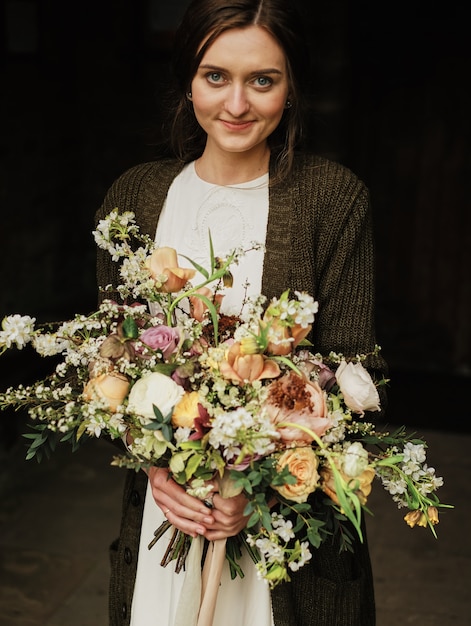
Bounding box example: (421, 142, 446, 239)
(267, 154, 387, 378)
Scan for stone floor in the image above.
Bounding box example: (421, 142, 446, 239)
(0, 425, 468, 626)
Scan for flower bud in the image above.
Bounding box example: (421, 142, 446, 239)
(404, 509, 423, 528)
(427, 506, 439, 526)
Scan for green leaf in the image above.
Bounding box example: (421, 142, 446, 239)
(122, 315, 139, 339)
(162, 423, 173, 442)
(181, 255, 209, 280)
(247, 511, 260, 528)
(185, 452, 203, 480)
(152, 404, 164, 421)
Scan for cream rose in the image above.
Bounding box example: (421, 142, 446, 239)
(272, 447, 320, 503)
(335, 360, 380, 414)
(127, 372, 184, 421)
(83, 372, 130, 412)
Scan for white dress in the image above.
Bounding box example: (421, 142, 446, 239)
(130, 163, 275, 626)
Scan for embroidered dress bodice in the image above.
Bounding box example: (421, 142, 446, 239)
(155, 161, 269, 315)
(129, 162, 274, 626)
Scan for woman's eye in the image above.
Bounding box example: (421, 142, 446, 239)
(207, 72, 223, 84)
(254, 76, 273, 87)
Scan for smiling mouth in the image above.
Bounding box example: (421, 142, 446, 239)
(220, 120, 254, 130)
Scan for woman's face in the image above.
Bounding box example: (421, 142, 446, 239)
(190, 25, 290, 158)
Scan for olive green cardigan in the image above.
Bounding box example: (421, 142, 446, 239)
(96, 153, 385, 626)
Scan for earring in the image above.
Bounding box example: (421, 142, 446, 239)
(285, 100, 292, 109)
(186, 92, 192, 101)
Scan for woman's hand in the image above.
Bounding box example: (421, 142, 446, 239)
(204, 491, 250, 541)
(147, 467, 249, 540)
(147, 467, 215, 538)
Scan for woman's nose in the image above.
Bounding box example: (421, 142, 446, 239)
(224, 85, 250, 117)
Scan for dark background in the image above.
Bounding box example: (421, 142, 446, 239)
(1, 0, 470, 451)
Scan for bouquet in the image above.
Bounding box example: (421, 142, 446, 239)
(0, 209, 452, 593)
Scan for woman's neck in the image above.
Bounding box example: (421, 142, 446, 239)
(195, 144, 270, 185)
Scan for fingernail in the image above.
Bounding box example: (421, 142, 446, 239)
(196, 526, 206, 535)
(203, 516, 213, 524)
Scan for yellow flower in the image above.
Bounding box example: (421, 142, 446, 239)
(172, 391, 200, 428)
(404, 507, 439, 529)
(239, 335, 262, 355)
(427, 506, 439, 525)
(404, 509, 426, 528)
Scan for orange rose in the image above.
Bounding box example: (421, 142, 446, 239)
(219, 341, 280, 384)
(272, 447, 320, 503)
(172, 391, 200, 428)
(83, 372, 130, 412)
(144, 247, 196, 293)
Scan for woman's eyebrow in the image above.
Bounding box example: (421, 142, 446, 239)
(199, 63, 283, 75)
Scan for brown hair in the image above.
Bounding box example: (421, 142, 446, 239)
(164, 0, 310, 182)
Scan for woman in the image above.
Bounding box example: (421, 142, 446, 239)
(95, 1, 386, 624)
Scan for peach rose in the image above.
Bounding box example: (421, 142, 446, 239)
(272, 447, 320, 503)
(144, 247, 196, 293)
(219, 341, 280, 384)
(172, 391, 200, 428)
(264, 372, 332, 444)
(83, 372, 130, 412)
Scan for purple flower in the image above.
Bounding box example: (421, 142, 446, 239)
(139, 325, 179, 360)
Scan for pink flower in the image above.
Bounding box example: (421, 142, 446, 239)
(139, 325, 179, 359)
(264, 372, 332, 445)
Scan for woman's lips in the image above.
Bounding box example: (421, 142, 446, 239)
(220, 120, 254, 131)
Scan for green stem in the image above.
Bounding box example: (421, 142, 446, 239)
(276, 421, 363, 540)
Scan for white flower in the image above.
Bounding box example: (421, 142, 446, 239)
(335, 360, 380, 414)
(127, 372, 184, 421)
(342, 441, 369, 477)
(402, 442, 427, 464)
(0, 314, 36, 350)
(289, 542, 312, 571)
(32, 333, 69, 356)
